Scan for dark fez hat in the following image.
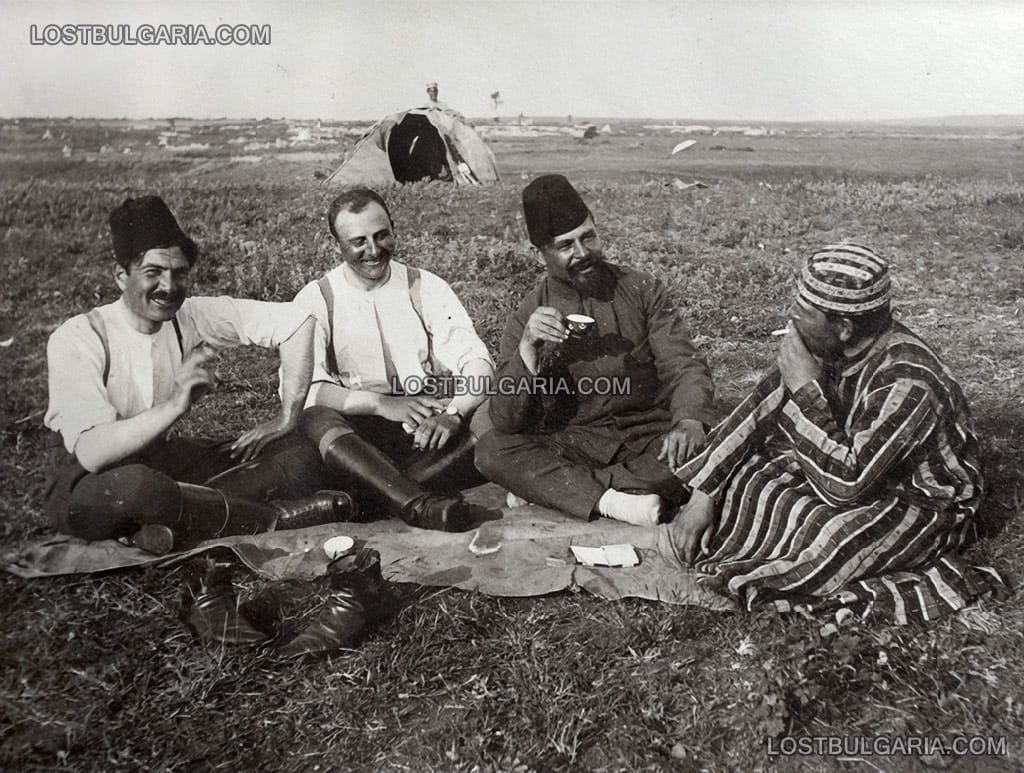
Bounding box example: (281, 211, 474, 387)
(522, 174, 592, 247)
(109, 195, 198, 267)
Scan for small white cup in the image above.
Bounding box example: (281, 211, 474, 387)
(322, 535, 355, 559)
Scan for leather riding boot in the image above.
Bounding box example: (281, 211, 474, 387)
(275, 547, 390, 657)
(205, 457, 293, 502)
(272, 490, 360, 530)
(402, 430, 486, 491)
(131, 483, 279, 556)
(132, 484, 361, 556)
(204, 440, 332, 502)
(321, 434, 478, 532)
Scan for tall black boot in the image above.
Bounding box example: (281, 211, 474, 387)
(204, 457, 293, 502)
(203, 439, 332, 502)
(272, 491, 359, 530)
(321, 434, 484, 532)
(403, 430, 486, 491)
(131, 483, 358, 556)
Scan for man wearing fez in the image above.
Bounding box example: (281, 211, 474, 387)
(475, 174, 716, 525)
(44, 196, 355, 555)
(296, 189, 496, 532)
(665, 243, 1003, 623)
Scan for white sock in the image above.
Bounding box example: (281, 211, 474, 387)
(597, 489, 662, 526)
(506, 491, 531, 508)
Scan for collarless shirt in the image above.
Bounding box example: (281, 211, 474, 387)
(45, 296, 309, 453)
(293, 260, 492, 400)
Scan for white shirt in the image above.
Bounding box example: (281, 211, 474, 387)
(45, 296, 309, 453)
(293, 261, 492, 402)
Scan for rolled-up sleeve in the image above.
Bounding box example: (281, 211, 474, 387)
(183, 296, 310, 350)
(291, 282, 338, 388)
(44, 317, 117, 453)
(421, 272, 493, 375)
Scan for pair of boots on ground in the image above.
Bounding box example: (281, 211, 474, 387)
(181, 546, 395, 657)
(131, 430, 494, 556)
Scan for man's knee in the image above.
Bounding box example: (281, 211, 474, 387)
(205, 434, 328, 501)
(474, 430, 523, 483)
(300, 406, 357, 455)
(65, 464, 180, 541)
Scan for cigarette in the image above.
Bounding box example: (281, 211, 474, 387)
(770, 328, 788, 337)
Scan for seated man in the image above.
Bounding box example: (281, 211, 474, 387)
(44, 195, 354, 555)
(296, 189, 496, 532)
(665, 243, 1003, 623)
(475, 175, 716, 525)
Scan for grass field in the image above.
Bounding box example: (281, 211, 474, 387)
(1, 126, 1022, 771)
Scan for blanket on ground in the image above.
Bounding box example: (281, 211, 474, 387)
(2, 502, 734, 610)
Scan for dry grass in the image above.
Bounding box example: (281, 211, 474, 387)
(1, 127, 1022, 770)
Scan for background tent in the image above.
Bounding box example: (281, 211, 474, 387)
(324, 107, 499, 186)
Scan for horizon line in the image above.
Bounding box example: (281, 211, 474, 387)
(4, 112, 1024, 126)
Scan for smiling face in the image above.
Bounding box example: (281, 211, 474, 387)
(115, 246, 191, 333)
(539, 216, 606, 286)
(331, 201, 397, 289)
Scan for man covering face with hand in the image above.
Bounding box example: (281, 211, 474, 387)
(663, 243, 1005, 623)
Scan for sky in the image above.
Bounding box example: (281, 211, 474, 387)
(2, 0, 1023, 122)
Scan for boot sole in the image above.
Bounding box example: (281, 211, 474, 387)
(131, 524, 176, 556)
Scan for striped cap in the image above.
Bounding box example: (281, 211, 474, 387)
(798, 243, 891, 315)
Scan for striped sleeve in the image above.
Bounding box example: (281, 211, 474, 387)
(677, 368, 787, 497)
(779, 377, 938, 507)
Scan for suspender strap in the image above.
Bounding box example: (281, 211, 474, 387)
(317, 276, 339, 377)
(84, 311, 183, 387)
(316, 268, 434, 380)
(406, 267, 434, 367)
(171, 317, 184, 355)
(85, 309, 111, 386)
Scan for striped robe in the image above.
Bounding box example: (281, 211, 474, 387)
(677, 322, 1003, 624)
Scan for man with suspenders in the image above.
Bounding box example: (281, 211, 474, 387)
(295, 188, 497, 532)
(43, 195, 357, 554)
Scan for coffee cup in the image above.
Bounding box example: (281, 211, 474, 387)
(565, 314, 596, 336)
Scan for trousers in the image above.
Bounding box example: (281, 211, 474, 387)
(474, 428, 688, 520)
(43, 433, 329, 541)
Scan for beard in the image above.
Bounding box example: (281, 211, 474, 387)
(567, 258, 617, 300)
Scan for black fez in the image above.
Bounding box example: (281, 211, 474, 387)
(522, 174, 592, 247)
(109, 195, 198, 268)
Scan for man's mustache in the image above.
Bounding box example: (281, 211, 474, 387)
(569, 256, 600, 275)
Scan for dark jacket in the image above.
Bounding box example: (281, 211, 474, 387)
(489, 263, 715, 464)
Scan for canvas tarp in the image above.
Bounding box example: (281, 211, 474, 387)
(3, 500, 734, 610)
